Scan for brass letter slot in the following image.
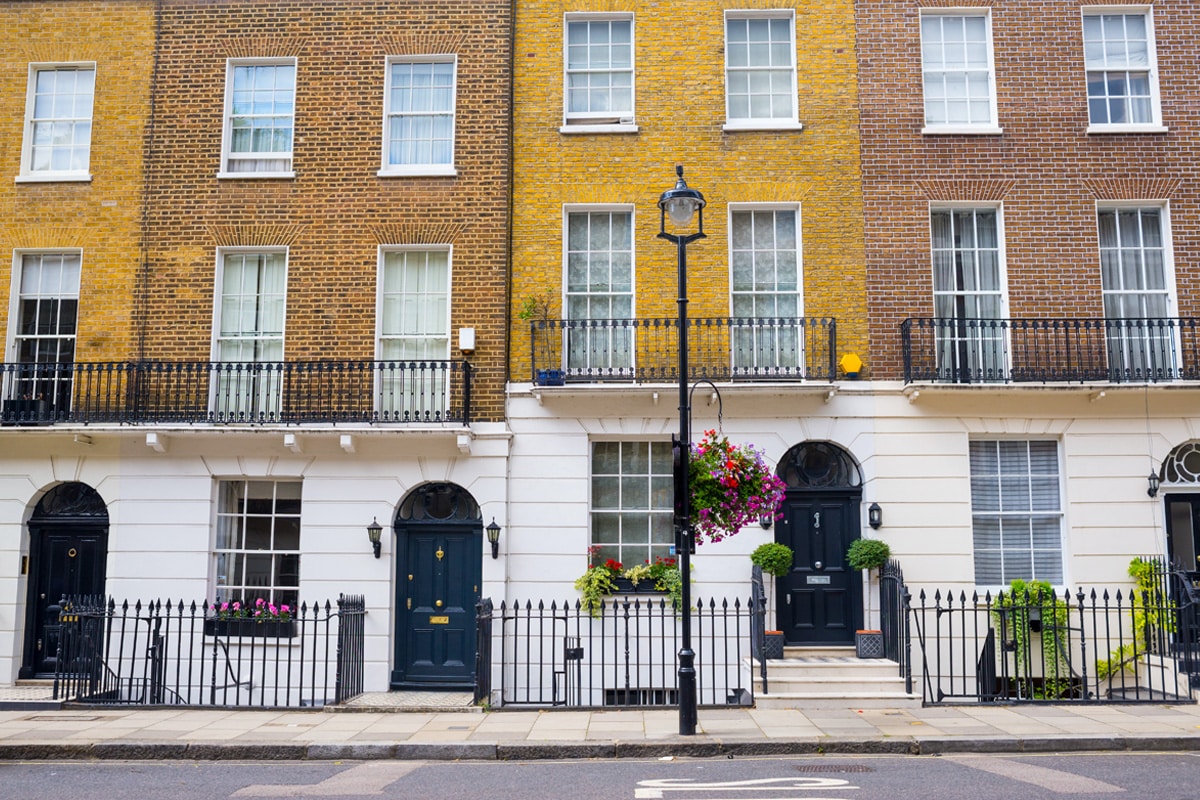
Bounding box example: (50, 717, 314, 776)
(429, 615, 450, 625)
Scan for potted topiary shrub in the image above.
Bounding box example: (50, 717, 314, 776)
(846, 538, 891, 658)
(846, 538, 891, 573)
(750, 542, 793, 660)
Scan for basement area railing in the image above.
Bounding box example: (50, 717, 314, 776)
(52, 595, 366, 708)
(477, 596, 755, 709)
(909, 571, 1198, 705)
(0, 360, 472, 425)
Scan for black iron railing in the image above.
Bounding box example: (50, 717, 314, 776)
(880, 559, 911, 690)
(908, 576, 1197, 704)
(52, 595, 367, 708)
(902, 317, 1200, 384)
(750, 565, 769, 693)
(530, 317, 837, 383)
(480, 596, 754, 708)
(474, 597, 494, 706)
(0, 360, 472, 425)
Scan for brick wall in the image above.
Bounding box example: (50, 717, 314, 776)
(144, 0, 512, 421)
(509, 0, 868, 380)
(858, 0, 1200, 378)
(0, 0, 154, 362)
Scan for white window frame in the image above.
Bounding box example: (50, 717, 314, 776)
(561, 13, 638, 134)
(723, 10, 801, 132)
(379, 55, 458, 177)
(1082, 6, 1166, 134)
(969, 439, 1066, 589)
(218, 58, 297, 179)
(375, 245, 453, 420)
(1096, 202, 1179, 378)
(929, 203, 1010, 380)
(919, 10, 1001, 135)
(727, 203, 804, 374)
(211, 478, 302, 610)
(563, 204, 636, 375)
(589, 439, 675, 569)
(210, 248, 289, 420)
(17, 63, 96, 183)
(4, 250, 82, 411)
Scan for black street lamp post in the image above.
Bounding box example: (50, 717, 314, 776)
(657, 165, 706, 736)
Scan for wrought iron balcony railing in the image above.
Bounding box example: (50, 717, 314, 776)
(529, 317, 837, 384)
(902, 317, 1200, 384)
(0, 360, 472, 426)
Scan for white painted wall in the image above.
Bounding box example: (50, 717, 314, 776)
(0, 382, 1193, 690)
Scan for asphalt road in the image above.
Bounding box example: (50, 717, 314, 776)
(6, 752, 1200, 800)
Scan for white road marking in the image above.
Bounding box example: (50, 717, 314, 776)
(947, 756, 1125, 794)
(232, 761, 425, 797)
(635, 776, 856, 798)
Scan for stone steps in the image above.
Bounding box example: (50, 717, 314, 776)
(753, 646, 921, 709)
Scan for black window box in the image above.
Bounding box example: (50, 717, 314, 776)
(611, 577, 666, 594)
(203, 618, 296, 639)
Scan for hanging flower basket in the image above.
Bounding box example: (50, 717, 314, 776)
(690, 430, 786, 545)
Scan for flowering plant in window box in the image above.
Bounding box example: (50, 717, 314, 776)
(575, 550, 687, 616)
(205, 597, 296, 638)
(690, 430, 786, 544)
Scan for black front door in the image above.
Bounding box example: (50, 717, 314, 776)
(392, 524, 481, 687)
(22, 525, 108, 677)
(777, 492, 861, 646)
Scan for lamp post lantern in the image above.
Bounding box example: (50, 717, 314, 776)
(658, 165, 706, 736)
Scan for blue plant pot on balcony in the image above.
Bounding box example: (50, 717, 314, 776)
(535, 369, 565, 386)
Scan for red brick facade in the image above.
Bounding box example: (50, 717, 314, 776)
(143, 0, 511, 420)
(858, 0, 1200, 378)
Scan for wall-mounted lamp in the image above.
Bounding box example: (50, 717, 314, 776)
(486, 517, 501, 559)
(366, 517, 383, 559)
(759, 514, 773, 530)
(1147, 472, 1161, 498)
(868, 502, 883, 530)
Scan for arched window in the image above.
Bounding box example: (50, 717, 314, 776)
(1162, 441, 1200, 485)
(777, 442, 862, 490)
(32, 482, 108, 521)
(397, 482, 480, 522)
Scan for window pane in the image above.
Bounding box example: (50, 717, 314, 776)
(590, 440, 672, 566)
(213, 480, 302, 605)
(970, 441, 1062, 585)
(28, 67, 95, 174)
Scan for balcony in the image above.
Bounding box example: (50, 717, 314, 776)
(902, 318, 1200, 384)
(0, 360, 472, 426)
(528, 317, 837, 384)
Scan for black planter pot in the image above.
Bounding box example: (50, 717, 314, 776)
(204, 617, 297, 639)
(763, 631, 785, 660)
(611, 577, 663, 594)
(855, 630, 884, 659)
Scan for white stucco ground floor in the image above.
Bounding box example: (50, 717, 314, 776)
(1, 380, 1198, 697)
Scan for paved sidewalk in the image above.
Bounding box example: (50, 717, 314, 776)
(2, 696, 1200, 761)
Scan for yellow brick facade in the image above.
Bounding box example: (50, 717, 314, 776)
(510, 0, 867, 380)
(0, 0, 154, 362)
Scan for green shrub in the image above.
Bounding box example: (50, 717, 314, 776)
(846, 538, 890, 571)
(750, 543, 794, 578)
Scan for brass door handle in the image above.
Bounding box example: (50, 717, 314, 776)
(435, 600, 443, 608)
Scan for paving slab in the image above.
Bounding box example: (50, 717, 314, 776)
(0, 689, 1198, 761)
